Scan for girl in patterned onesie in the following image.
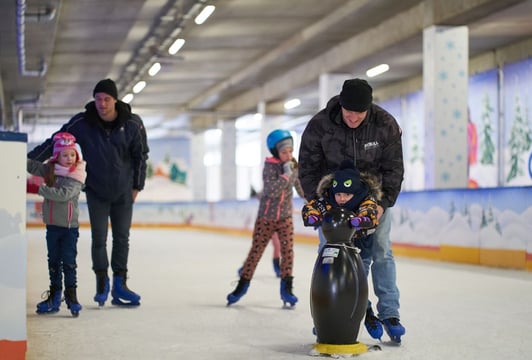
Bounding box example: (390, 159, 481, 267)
(227, 129, 304, 307)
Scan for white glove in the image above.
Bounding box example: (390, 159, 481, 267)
(283, 161, 294, 176)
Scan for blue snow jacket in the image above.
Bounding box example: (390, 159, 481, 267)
(28, 101, 149, 201)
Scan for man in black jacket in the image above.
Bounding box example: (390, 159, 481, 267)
(28, 79, 149, 307)
(298, 78, 405, 343)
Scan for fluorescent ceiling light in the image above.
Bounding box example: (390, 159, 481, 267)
(366, 63, 389, 78)
(133, 81, 146, 94)
(195, 5, 215, 25)
(122, 93, 134, 103)
(284, 98, 301, 110)
(168, 38, 185, 55)
(148, 62, 161, 76)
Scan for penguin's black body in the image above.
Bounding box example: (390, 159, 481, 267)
(310, 207, 368, 350)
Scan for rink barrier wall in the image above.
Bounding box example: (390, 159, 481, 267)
(26, 185, 532, 271)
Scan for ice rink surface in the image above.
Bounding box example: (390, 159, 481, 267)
(26, 228, 532, 360)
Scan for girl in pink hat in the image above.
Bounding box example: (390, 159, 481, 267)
(27, 132, 87, 317)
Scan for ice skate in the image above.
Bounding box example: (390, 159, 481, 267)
(36, 287, 62, 314)
(226, 277, 250, 305)
(64, 287, 82, 317)
(364, 307, 383, 340)
(382, 317, 405, 344)
(93, 272, 110, 307)
(111, 274, 141, 306)
(280, 276, 298, 308)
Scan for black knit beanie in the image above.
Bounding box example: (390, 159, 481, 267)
(329, 160, 369, 210)
(339, 78, 373, 112)
(93, 79, 118, 99)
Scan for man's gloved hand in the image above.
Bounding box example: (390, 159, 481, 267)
(302, 203, 322, 227)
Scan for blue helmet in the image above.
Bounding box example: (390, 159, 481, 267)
(266, 129, 292, 158)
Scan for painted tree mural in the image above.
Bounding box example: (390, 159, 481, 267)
(480, 93, 496, 165)
(506, 95, 532, 182)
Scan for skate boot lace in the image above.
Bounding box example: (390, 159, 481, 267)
(365, 312, 380, 329)
(40, 290, 51, 300)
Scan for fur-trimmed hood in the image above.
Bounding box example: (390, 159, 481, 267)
(316, 170, 382, 202)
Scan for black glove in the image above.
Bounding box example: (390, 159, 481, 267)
(302, 203, 322, 227)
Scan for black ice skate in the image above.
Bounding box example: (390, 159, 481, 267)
(64, 287, 82, 317)
(36, 287, 62, 314)
(227, 277, 250, 305)
(364, 308, 383, 340)
(382, 317, 405, 344)
(93, 271, 110, 307)
(280, 276, 298, 308)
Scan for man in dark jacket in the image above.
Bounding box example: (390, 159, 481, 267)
(28, 79, 149, 307)
(298, 78, 405, 343)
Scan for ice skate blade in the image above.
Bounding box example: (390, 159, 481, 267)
(35, 309, 60, 315)
(111, 298, 140, 307)
(386, 337, 402, 345)
(282, 301, 296, 309)
(66, 305, 82, 317)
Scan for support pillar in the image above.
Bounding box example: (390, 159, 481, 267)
(220, 120, 237, 200)
(423, 25, 469, 189)
(191, 132, 207, 201)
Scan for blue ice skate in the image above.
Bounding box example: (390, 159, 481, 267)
(227, 278, 250, 305)
(93, 272, 110, 307)
(382, 318, 405, 344)
(36, 287, 62, 314)
(280, 276, 298, 308)
(111, 275, 141, 306)
(364, 308, 383, 340)
(64, 287, 82, 317)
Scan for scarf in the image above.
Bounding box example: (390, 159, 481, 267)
(54, 161, 87, 184)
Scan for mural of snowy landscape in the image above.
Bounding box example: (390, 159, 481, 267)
(391, 187, 532, 253)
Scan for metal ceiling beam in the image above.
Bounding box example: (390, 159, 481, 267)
(215, 0, 525, 116)
(217, 3, 424, 114)
(185, 0, 374, 110)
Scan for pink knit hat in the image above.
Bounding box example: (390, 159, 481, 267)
(52, 132, 80, 162)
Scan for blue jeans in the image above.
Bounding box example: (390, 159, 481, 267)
(86, 190, 133, 275)
(318, 209, 400, 319)
(45, 225, 79, 289)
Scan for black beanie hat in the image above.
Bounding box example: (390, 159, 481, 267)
(329, 160, 369, 210)
(339, 78, 373, 112)
(93, 78, 118, 99)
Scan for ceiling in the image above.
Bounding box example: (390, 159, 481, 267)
(2, 0, 532, 140)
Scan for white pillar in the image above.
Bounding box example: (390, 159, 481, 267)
(190, 132, 207, 201)
(0, 131, 27, 359)
(423, 25, 469, 189)
(220, 120, 237, 200)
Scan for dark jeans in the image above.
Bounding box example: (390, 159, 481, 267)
(45, 225, 79, 289)
(86, 190, 133, 275)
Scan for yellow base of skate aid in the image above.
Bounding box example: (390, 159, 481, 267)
(310, 342, 368, 356)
